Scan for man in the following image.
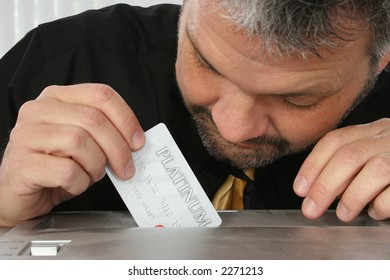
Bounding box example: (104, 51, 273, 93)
(1, 0, 390, 227)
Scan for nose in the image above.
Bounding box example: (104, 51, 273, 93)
(211, 93, 270, 144)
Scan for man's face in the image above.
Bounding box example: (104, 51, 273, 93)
(175, 0, 375, 169)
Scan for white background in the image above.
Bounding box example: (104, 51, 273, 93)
(2, 260, 388, 280)
(0, 0, 183, 58)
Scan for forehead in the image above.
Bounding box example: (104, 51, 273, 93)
(180, 0, 372, 94)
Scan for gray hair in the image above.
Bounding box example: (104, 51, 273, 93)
(220, 0, 390, 61)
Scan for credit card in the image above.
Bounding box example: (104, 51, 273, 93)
(106, 123, 222, 228)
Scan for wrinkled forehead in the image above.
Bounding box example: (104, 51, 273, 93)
(178, 0, 372, 91)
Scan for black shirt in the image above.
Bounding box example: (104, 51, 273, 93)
(1, 4, 390, 211)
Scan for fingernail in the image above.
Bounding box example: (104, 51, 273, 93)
(125, 158, 135, 179)
(131, 130, 145, 151)
(293, 175, 309, 196)
(336, 202, 349, 221)
(368, 207, 378, 220)
(302, 197, 317, 217)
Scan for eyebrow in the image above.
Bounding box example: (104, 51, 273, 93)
(185, 24, 222, 76)
(185, 23, 340, 98)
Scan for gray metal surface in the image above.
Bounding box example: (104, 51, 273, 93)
(0, 210, 389, 259)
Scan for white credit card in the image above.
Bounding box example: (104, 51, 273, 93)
(106, 123, 222, 228)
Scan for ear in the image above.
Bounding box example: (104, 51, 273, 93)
(377, 51, 390, 74)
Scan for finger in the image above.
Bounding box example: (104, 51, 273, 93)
(302, 135, 390, 219)
(18, 96, 134, 179)
(336, 153, 390, 222)
(39, 84, 145, 151)
(0, 145, 90, 224)
(19, 153, 91, 198)
(368, 186, 390, 220)
(11, 123, 107, 183)
(294, 119, 390, 197)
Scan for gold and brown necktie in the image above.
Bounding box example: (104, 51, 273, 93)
(212, 169, 255, 210)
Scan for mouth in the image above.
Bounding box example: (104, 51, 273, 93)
(185, 104, 295, 168)
(226, 140, 274, 151)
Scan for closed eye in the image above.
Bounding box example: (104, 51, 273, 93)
(280, 95, 324, 111)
